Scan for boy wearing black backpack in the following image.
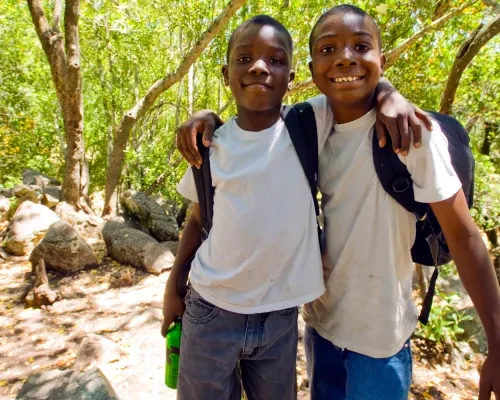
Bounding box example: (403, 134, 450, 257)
(302, 5, 500, 399)
(162, 14, 432, 400)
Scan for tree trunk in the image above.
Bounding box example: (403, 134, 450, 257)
(27, 0, 88, 210)
(102, 0, 246, 216)
(440, 13, 500, 114)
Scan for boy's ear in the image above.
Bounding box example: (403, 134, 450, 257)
(288, 70, 295, 90)
(380, 55, 386, 75)
(222, 65, 229, 86)
(308, 61, 314, 76)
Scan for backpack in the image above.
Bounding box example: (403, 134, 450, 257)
(372, 111, 475, 325)
(176, 102, 322, 297)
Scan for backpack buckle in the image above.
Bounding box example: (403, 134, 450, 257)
(392, 177, 410, 193)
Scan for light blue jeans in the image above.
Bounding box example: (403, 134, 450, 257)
(177, 288, 299, 400)
(304, 325, 412, 400)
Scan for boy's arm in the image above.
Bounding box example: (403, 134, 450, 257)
(430, 191, 500, 400)
(176, 82, 431, 168)
(161, 202, 202, 337)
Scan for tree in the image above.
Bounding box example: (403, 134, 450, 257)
(102, 0, 247, 216)
(26, 0, 89, 210)
(440, 12, 500, 114)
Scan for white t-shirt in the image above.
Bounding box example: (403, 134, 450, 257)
(177, 99, 332, 313)
(303, 108, 462, 358)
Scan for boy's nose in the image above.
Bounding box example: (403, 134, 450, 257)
(335, 48, 357, 67)
(249, 59, 269, 75)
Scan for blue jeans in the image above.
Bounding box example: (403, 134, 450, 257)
(304, 325, 412, 400)
(177, 289, 299, 400)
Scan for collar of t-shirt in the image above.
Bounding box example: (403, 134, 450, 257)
(229, 116, 285, 141)
(333, 108, 376, 134)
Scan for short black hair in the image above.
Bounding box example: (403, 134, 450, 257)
(226, 15, 293, 63)
(308, 4, 381, 54)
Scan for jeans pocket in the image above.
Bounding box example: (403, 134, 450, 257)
(277, 306, 297, 316)
(184, 296, 220, 324)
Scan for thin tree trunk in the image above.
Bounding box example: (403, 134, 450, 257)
(102, 0, 246, 216)
(440, 13, 500, 114)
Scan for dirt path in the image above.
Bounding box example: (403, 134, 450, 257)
(0, 249, 484, 400)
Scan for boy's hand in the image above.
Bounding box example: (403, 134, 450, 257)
(479, 347, 500, 400)
(161, 290, 186, 337)
(375, 90, 433, 156)
(176, 110, 220, 169)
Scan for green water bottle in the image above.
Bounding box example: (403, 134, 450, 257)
(165, 320, 182, 389)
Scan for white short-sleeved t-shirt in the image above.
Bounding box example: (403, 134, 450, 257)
(177, 99, 332, 314)
(303, 109, 462, 358)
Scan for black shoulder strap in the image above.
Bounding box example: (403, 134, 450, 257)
(192, 133, 215, 241)
(284, 102, 323, 251)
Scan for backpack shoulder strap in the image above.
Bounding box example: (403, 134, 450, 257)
(284, 102, 320, 218)
(192, 133, 215, 241)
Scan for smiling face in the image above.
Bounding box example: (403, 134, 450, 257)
(309, 12, 384, 114)
(223, 24, 294, 114)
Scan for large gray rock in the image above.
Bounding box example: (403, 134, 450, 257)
(2, 201, 60, 255)
(30, 221, 98, 273)
(120, 190, 179, 242)
(16, 367, 120, 400)
(102, 220, 177, 274)
(13, 184, 43, 203)
(42, 186, 61, 208)
(22, 168, 60, 187)
(55, 202, 104, 237)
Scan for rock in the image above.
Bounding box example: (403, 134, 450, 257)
(109, 268, 135, 288)
(13, 184, 43, 203)
(30, 221, 98, 273)
(73, 334, 123, 372)
(0, 248, 8, 260)
(2, 201, 60, 255)
(42, 186, 61, 208)
(120, 190, 179, 242)
(102, 220, 177, 274)
(55, 202, 104, 237)
(457, 306, 488, 353)
(0, 194, 10, 217)
(22, 168, 60, 187)
(15, 367, 121, 400)
(0, 187, 13, 198)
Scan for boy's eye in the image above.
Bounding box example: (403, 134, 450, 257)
(270, 58, 283, 65)
(236, 56, 250, 63)
(355, 44, 370, 51)
(320, 46, 335, 53)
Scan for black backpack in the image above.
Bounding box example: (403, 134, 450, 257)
(176, 102, 322, 297)
(372, 111, 475, 324)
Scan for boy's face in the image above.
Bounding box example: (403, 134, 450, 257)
(309, 13, 384, 107)
(223, 25, 294, 113)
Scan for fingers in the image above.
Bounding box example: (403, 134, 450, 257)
(161, 317, 174, 337)
(397, 115, 410, 156)
(386, 119, 401, 154)
(185, 124, 202, 169)
(202, 120, 215, 148)
(375, 120, 387, 148)
(409, 113, 423, 149)
(414, 106, 433, 131)
(176, 123, 199, 168)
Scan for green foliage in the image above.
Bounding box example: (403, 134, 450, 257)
(415, 290, 474, 344)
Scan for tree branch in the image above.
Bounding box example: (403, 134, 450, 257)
(103, 0, 247, 216)
(384, 1, 477, 69)
(440, 13, 500, 114)
(53, 0, 62, 32)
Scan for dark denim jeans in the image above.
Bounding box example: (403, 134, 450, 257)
(177, 289, 299, 400)
(304, 325, 412, 400)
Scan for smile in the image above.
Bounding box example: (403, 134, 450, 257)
(331, 76, 364, 83)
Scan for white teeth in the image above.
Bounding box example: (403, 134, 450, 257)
(333, 76, 362, 83)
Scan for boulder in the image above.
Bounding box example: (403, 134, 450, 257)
(13, 184, 43, 203)
(2, 201, 60, 255)
(22, 168, 60, 187)
(73, 334, 123, 372)
(42, 186, 61, 208)
(102, 220, 177, 274)
(0, 194, 10, 216)
(15, 367, 120, 400)
(0, 187, 13, 198)
(55, 202, 104, 237)
(30, 221, 98, 273)
(120, 190, 179, 242)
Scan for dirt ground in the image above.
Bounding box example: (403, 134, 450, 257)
(0, 244, 485, 400)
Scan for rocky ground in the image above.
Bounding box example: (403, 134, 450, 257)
(0, 242, 485, 400)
